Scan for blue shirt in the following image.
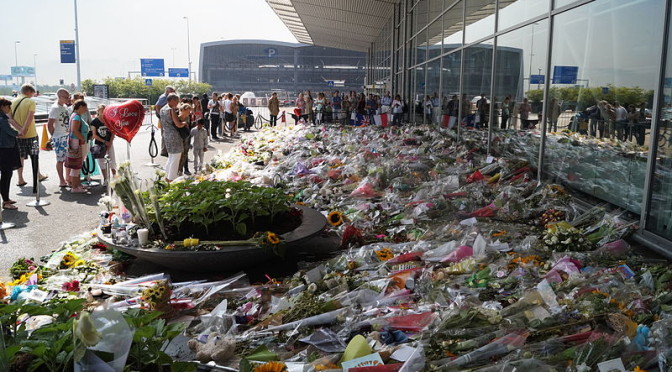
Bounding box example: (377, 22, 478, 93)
(332, 96, 342, 109)
(70, 114, 90, 141)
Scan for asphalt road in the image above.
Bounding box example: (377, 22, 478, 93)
(0, 116, 255, 281)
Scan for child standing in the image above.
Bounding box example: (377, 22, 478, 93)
(191, 118, 208, 173)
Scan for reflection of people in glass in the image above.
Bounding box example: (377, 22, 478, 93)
(519, 98, 531, 129)
(614, 101, 628, 141)
(587, 103, 601, 137)
(597, 100, 615, 139)
(477, 94, 489, 128)
(627, 104, 638, 142)
(423, 95, 433, 124)
(636, 102, 647, 146)
(501, 96, 511, 129)
(547, 98, 561, 132)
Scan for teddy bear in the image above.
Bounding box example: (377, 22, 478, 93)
(188, 332, 236, 365)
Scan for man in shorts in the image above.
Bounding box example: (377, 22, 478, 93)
(48, 89, 72, 187)
(11, 84, 47, 193)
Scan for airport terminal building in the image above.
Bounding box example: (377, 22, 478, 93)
(199, 40, 366, 96)
(264, 0, 672, 256)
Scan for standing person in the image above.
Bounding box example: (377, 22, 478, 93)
(305, 91, 314, 125)
(66, 101, 90, 193)
(391, 94, 404, 127)
(208, 92, 221, 140)
(177, 103, 193, 176)
(296, 92, 306, 117)
(380, 91, 392, 115)
(160, 94, 187, 182)
(423, 95, 433, 124)
(636, 102, 647, 145)
(613, 101, 628, 141)
(191, 119, 208, 173)
(341, 93, 350, 125)
(155, 86, 175, 155)
(431, 92, 441, 125)
(11, 84, 46, 193)
(500, 96, 511, 129)
(229, 95, 240, 137)
(477, 94, 489, 128)
(0, 98, 22, 210)
(366, 94, 377, 124)
(547, 98, 561, 132)
(445, 95, 458, 129)
(89, 104, 116, 185)
(47, 88, 72, 188)
(627, 104, 638, 142)
(192, 96, 203, 123)
(268, 92, 280, 127)
(315, 92, 327, 126)
(332, 91, 342, 123)
(519, 98, 532, 130)
(223, 93, 235, 136)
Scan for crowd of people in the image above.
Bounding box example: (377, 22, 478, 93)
(0, 84, 119, 211)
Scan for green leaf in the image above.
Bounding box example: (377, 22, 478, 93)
(171, 361, 198, 372)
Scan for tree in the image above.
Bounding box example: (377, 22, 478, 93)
(80, 78, 212, 103)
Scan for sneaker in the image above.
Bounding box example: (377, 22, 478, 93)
(184, 170, 192, 176)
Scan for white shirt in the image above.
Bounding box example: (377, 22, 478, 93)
(49, 103, 70, 137)
(615, 106, 628, 121)
(208, 99, 220, 115)
(223, 99, 232, 114)
(392, 99, 404, 114)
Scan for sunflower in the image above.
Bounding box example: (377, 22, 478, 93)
(252, 361, 287, 372)
(327, 211, 344, 226)
(267, 232, 281, 245)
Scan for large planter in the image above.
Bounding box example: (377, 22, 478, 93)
(98, 205, 326, 271)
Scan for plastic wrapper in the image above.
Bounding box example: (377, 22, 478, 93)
(434, 331, 528, 369)
(74, 309, 133, 372)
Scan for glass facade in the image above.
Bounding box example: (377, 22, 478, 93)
(200, 41, 366, 96)
(368, 0, 672, 252)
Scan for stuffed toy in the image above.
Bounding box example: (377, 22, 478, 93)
(188, 332, 236, 365)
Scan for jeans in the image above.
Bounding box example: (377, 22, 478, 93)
(270, 115, 277, 127)
(392, 113, 402, 126)
(193, 149, 204, 172)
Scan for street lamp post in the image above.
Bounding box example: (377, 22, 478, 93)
(183, 16, 192, 83)
(74, 0, 82, 91)
(14, 41, 20, 86)
(34, 54, 38, 92)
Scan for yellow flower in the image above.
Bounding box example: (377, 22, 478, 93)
(252, 361, 287, 372)
(73, 260, 86, 268)
(327, 211, 344, 227)
(375, 248, 394, 261)
(267, 232, 281, 245)
(634, 367, 647, 372)
(62, 252, 79, 267)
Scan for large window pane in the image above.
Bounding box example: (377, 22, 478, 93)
(543, 0, 664, 215)
(494, 20, 549, 131)
(463, 41, 494, 128)
(498, 0, 549, 31)
(442, 1, 463, 48)
(647, 4, 672, 238)
(441, 51, 462, 128)
(465, 0, 495, 44)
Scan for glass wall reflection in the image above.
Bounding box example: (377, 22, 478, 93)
(498, 0, 548, 31)
(647, 5, 672, 239)
(463, 41, 494, 129)
(543, 0, 664, 215)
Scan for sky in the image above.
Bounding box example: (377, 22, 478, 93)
(0, 0, 297, 87)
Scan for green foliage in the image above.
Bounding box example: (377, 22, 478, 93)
(526, 85, 654, 111)
(122, 308, 196, 372)
(81, 78, 212, 104)
(1, 299, 86, 372)
(154, 180, 291, 238)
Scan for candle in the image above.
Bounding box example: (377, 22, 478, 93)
(137, 229, 149, 246)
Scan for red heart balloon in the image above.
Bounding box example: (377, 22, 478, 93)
(102, 100, 145, 143)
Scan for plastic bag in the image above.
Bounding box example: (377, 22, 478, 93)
(74, 310, 133, 372)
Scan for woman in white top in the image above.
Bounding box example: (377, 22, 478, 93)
(223, 93, 234, 136)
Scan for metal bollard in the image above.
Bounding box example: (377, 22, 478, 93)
(27, 164, 50, 207)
